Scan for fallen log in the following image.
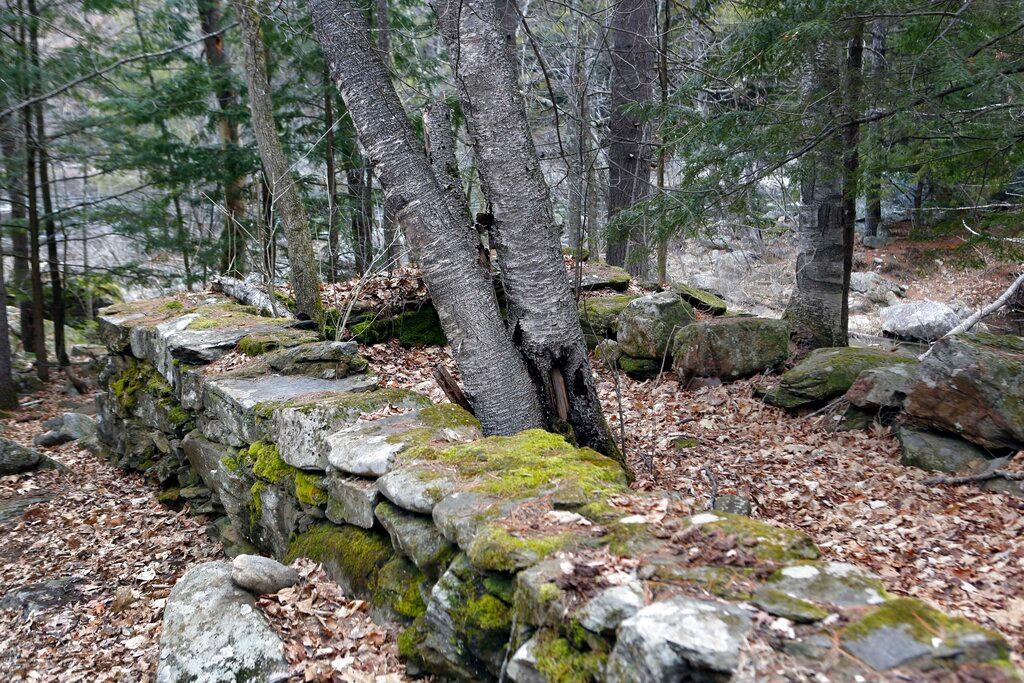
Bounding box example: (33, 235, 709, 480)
(211, 276, 293, 320)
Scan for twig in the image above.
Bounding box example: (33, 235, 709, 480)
(431, 366, 474, 415)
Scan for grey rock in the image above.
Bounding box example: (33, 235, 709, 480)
(376, 500, 455, 576)
(617, 291, 696, 359)
(713, 493, 752, 516)
(881, 301, 961, 342)
(0, 494, 51, 525)
(578, 583, 645, 634)
(250, 482, 305, 558)
(672, 317, 789, 381)
(325, 475, 379, 529)
(378, 465, 459, 515)
(325, 411, 423, 476)
(230, 554, 299, 595)
(431, 491, 502, 548)
(843, 624, 937, 671)
(761, 562, 885, 609)
(606, 596, 752, 682)
(896, 427, 994, 474)
(846, 363, 920, 413)
(578, 262, 631, 292)
(266, 340, 366, 379)
(157, 561, 288, 683)
(763, 347, 915, 410)
(506, 637, 545, 683)
(849, 272, 904, 304)
(0, 577, 84, 619)
(0, 436, 41, 474)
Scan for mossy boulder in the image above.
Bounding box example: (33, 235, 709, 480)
(237, 327, 319, 356)
(579, 294, 637, 349)
(672, 317, 789, 381)
(352, 304, 446, 347)
(618, 356, 660, 380)
(895, 426, 995, 474)
(265, 340, 369, 379)
(763, 347, 916, 410)
(285, 523, 394, 597)
(671, 283, 728, 316)
(617, 292, 696, 359)
(685, 512, 819, 563)
(840, 598, 1010, 672)
(373, 555, 429, 621)
(754, 562, 885, 622)
(578, 262, 631, 292)
(904, 333, 1024, 450)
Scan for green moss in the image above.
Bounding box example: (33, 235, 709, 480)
(185, 302, 288, 331)
(765, 347, 916, 409)
(249, 441, 295, 484)
(403, 429, 628, 502)
(294, 471, 327, 506)
(533, 631, 606, 683)
(466, 524, 574, 572)
(672, 436, 699, 449)
(163, 300, 185, 311)
(483, 574, 516, 604)
(374, 556, 428, 619)
(284, 523, 393, 594)
(166, 405, 191, 428)
(352, 305, 447, 347)
(397, 616, 428, 664)
(696, 512, 819, 562)
(111, 358, 172, 411)
(618, 356, 660, 380)
(462, 593, 511, 631)
(157, 487, 181, 505)
(843, 598, 1009, 658)
(238, 328, 320, 356)
(578, 294, 638, 346)
(418, 403, 481, 431)
(650, 564, 758, 600)
(672, 283, 728, 315)
(248, 480, 265, 530)
(754, 588, 830, 623)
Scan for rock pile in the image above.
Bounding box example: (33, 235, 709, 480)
(94, 294, 1015, 681)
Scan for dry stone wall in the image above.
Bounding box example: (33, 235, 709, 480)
(96, 294, 1017, 682)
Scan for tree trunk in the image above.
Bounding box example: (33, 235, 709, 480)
(375, 0, 399, 270)
(0, 145, 19, 409)
(0, 120, 32, 352)
(309, 0, 545, 435)
(198, 0, 248, 277)
(841, 23, 864, 339)
(655, 0, 672, 284)
(863, 19, 887, 239)
(22, 103, 48, 381)
(606, 0, 656, 279)
(565, 7, 587, 261)
(35, 109, 67, 367)
(785, 29, 862, 351)
(431, 0, 618, 457)
(324, 69, 340, 283)
(232, 0, 323, 326)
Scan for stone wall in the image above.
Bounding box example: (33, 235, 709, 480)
(96, 294, 1016, 682)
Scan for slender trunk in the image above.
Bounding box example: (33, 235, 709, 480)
(1, 121, 32, 350)
(565, 8, 586, 260)
(0, 146, 19, 409)
(232, 0, 323, 325)
(375, 0, 398, 270)
(23, 105, 47, 381)
(324, 69, 340, 283)
(35, 112, 67, 366)
(841, 22, 864, 338)
(606, 0, 656, 279)
(423, 101, 474, 229)
(785, 29, 861, 351)
(912, 175, 926, 231)
(431, 0, 618, 458)
(309, 0, 545, 435)
(655, 0, 671, 284)
(198, 0, 248, 276)
(863, 19, 887, 239)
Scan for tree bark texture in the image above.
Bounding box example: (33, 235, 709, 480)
(0, 120, 33, 351)
(431, 0, 618, 457)
(198, 0, 248, 277)
(863, 19, 887, 239)
(34, 104, 67, 366)
(309, 0, 546, 436)
(785, 39, 851, 351)
(22, 103, 48, 381)
(606, 0, 656, 278)
(375, 0, 398, 270)
(232, 0, 323, 325)
(841, 22, 864, 341)
(0, 141, 19, 408)
(324, 73, 340, 282)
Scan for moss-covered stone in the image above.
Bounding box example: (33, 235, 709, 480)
(578, 294, 638, 348)
(672, 317, 789, 381)
(671, 283, 728, 316)
(687, 512, 820, 562)
(185, 302, 287, 331)
(254, 387, 430, 421)
(466, 524, 574, 572)
(618, 356, 661, 380)
(111, 357, 172, 412)
(294, 471, 327, 506)
(533, 631, 606, 683)
(248, 441, 293, 484)
(285, 523, 394, 596)
(352, 305, 447, 347)
(753, 588, 830, 623)
(374, 555, 429, 620)
(764, 347, 916, 410)
(238, 328, 320, 356)
(417, 403, 481, 431)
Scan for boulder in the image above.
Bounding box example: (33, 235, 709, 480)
(671, 283, 728, 315)
(0, 436, 41, 474)
(672, 317, 789, 381)
(325, 474, 379, 529)
(840, 598, 1009, 673)
(903, 333, 1024, 450)
(578, 294, 637, 348)
(845, 362, 920, 414)
(849, 272, 904, 305)
(375, 501, 455, 577)
(577, 583, 645, 634)
(264, 340, 368, 379)
(617, 291, 695, 359)
(230, 554, 299, 595)
(577, 262, 631, 292)
(617, 356, 661, 380)
(881, 301, 961, 341)
(896, 427, 996, 474)
(157, 561, 288, 683)
(763, 347, 915, 410)
(33, 412, 98, 447)
(605, 596, 752, 682)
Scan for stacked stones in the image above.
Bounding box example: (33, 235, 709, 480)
(97, 295, 1015, 682)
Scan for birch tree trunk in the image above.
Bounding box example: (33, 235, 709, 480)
(232, 0, 323, 326)
(863, 20, 887, 240)
(375, 0, 398, 271)
(309, 0, 545, 436)
(197, 0, 248, 277)
(606, 0, 656, 279)
(785, 32, 861, 351)
(431, 0, 619, 458)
